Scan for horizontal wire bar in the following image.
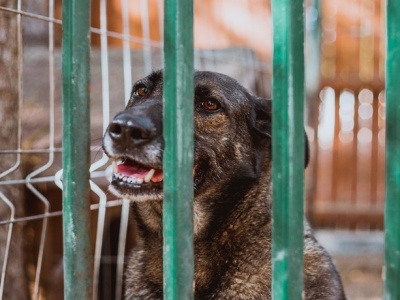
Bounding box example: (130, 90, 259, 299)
(0, 211, 62, 225)
(0, 146, 102, 154)
(0, 6, 162, 48)
(0, 6, 62, 24)
(0, 148, 62, 154)
(0, 170, 109, 185)
(0, 198, 127, 226)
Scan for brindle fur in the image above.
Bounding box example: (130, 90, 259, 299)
(103, 70, 346, 299)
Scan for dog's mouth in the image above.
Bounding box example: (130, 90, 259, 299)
(109, 155, 206, 200)
(113, 157, 163, 184)
(109, 157, 164, 200)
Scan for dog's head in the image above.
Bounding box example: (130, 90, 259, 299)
(103, 70, 307, 202)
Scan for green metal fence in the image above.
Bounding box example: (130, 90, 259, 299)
(62, 0, 93, 298)
(384, 1, 400, 299)
(162, 0, 194, 299)
(271, 0, 305, 298)
(60, 0, 400, 299)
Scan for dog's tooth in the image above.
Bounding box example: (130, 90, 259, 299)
(131, 177, 137, 184)
(122, 176, 128, 182)
(117, 157, 126, 165)
(144, 169, 155, 183)
(127, 177, 132, 183)
(137, 178, 144, 184)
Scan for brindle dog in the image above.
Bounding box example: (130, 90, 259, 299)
(103, 70, 346, 299)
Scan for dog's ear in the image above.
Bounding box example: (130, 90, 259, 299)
(249, 97, 310, 168)
(249, 97, 272, 139)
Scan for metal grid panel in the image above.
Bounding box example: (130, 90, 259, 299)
(0, 1, 271, 299)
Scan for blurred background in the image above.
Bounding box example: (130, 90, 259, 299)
(0, 0, 385, 299)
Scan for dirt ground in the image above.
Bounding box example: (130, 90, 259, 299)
(316, 230, 384, 300)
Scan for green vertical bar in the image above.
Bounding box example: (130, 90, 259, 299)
(384, 1, 400, 299)
(163, 0, 194, 299)
(62, 0, 92, 299)
(271, 0, 305, 299)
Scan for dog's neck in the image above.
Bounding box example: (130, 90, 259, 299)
(130, 164, 272, 295)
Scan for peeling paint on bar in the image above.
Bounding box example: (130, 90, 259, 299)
(62, 0, 93, 299)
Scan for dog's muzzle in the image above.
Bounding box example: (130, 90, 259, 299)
(103, 106, 164, 199)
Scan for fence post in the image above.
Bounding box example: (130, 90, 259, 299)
(62, 0, 93, 299)
(271, 0, 305, 299)
(384, 1, 400, 299)
(162, 0, 194, 299)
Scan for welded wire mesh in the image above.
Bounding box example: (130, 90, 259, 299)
(0, 1, 271, 299)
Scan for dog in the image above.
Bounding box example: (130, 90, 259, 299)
(103, 70, 346, 299)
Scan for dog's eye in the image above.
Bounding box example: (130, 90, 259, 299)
(200, 99, 221, 111)
(133, 85, 148, 97)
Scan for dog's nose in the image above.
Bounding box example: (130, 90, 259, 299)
(108, 112, 154, 146)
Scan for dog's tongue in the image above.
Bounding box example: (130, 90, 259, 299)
(118, 163, 148, 178)
(150, 169, 163, 182)
(117, 159, 163, 182)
